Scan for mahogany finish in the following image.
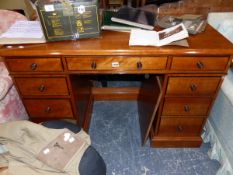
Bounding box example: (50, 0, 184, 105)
(162, 97, 212, 116)
(1, 25, 233, 148)
(6, 58, 63, 72)
(15, 77, 69, 96)
(66, 56, 168, 71)
(92, 87, 140, 101)
(166, 77, 221, 96)
(1, 25, 233, 57)
(158, 117, 204, 137)
(69, 76, 93, 130)
(24, 99, 73, 119)
(171, 56, 229, 71)
(138, 75, 162, 145)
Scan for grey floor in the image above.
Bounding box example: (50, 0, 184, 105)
(89, 101, 220, 175)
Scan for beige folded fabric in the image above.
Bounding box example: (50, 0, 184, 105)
(0, 121, 90, 175)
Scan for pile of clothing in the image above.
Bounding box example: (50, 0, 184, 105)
(0, 121, 91, 175)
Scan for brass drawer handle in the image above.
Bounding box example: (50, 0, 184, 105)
(31, 63, 37, 71)
(137, 62, 142, 69)
(38, 85, 45, 92)
(177, 125, 183, 132)
(45, 106, 52, 113)
(184, 105, 190, 112)
(91, 62, 97, 69)
(196, 61, 204, 69)
(190, 84, 197, 92)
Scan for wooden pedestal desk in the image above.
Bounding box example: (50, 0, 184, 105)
(1, 25, 233, 147)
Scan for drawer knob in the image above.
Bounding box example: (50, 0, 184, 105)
(177, 125, 183, 132)
(190, 84, 197, 92)
(45, 106, 52, 113)
(31, 63, 37, 71)
(137, 62, 143, 69)
(38, 85, 45, 92)
(91, 62, 97, 69)
(196, 61, 204, 69)
(184, 105, 190, 112)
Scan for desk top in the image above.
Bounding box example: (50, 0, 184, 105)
(0, 25, 233, 57)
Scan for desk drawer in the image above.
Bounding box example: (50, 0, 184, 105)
(171, 57, 229, 71)
(24, 99, 73, 118)
(66, 56, 167, 71)
(162, 97, 212, 116)
(139, 57, 167, 70)
(166, 77, 221, 96)
(158, 117, 204, 137)
(15, 77, 69, 96)
(6, 58, 63, 72)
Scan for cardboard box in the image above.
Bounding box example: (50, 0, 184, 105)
(36, 0, 100, 42)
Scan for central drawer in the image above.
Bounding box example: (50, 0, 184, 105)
(15, 77, 69, 96)
(24, 99, 73, 118)
(66, 56, 167, 71)
(162, 97, 212, 116)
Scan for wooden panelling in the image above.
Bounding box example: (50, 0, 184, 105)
(92, 87, 140, 101)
